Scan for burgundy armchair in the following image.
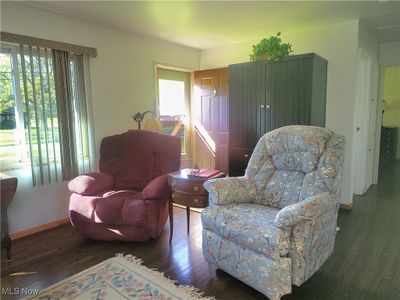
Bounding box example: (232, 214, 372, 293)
(68, 130, 181, 241)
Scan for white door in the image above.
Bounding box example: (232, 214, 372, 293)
(353, 50, 375, 195)
(366, 60, 379, 188)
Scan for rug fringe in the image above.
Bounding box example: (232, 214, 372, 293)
(116, 253, 216, 300)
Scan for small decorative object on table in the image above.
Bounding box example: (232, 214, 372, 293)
(167, 168, 225, 243)
(187, 168, 224, 179)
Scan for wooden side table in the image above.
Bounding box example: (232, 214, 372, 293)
(1, 173, 18, 260)
(167, 169, 224, 243)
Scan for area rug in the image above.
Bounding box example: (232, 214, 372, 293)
(25, 254, 215, 300)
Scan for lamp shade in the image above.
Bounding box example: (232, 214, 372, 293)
(143, 115, 164, 132)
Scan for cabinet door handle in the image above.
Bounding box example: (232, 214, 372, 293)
(193, 186, 199, 192)
(266, 104, 270, 109)
(194, 198, 199, 204)
(260, 104, 265, 108)
(244, 154, 249, 158)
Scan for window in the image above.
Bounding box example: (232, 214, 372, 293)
(0, 51, 25, 171)
(0, 43, 93, 185)
(157, 68, 190, 155)
(0, 49, 59, 175)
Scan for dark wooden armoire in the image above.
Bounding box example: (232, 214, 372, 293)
(229, 53, 328, 176)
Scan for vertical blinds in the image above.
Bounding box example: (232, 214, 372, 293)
(10, 43, 94, 186)
(19, 45, 61, 185)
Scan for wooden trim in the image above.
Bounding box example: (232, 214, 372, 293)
(155, 63, 195, 73)
(1, 32, 97, 57)
(340, 203, 353, 210)
(10, 218, 70, 240)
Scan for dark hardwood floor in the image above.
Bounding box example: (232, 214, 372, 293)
(1, 163, 399, 299)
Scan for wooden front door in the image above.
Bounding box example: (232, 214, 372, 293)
(193, 68, 229, 172)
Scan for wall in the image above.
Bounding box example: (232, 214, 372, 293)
(201, 20, 360, 205)
(1, 2, 200, 234)
(382, 66, 400, 127)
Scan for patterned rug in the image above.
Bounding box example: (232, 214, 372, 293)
(25, 254, 215, 300)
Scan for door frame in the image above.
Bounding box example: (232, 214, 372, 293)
(373, 63, 400, 183)
(154, 62, 195, 166)
(352, 49, 378, 195)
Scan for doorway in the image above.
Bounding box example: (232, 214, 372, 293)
(353, 50, 380, 195)
(156, 67, 191, 162)
(378, 65, 400, 180)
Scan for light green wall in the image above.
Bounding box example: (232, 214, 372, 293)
(383, 66, 400, 128)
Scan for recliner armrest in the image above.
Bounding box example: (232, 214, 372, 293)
(68, 172, 114, 196)
(203, 176, 257, 206)
(274, 193, 336, 229)
(142, 174, 170, 200)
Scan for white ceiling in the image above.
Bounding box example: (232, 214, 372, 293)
(21, 1, 400, 49)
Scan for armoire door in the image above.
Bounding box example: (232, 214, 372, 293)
(229, 63, 259, 149)
(265, 57, 314, 130)
(229, 62, 260, 176)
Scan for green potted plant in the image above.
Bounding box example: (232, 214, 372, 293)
(250, 32, 293, 62)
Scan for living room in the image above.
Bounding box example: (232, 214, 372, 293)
(1, 1, 399, 299)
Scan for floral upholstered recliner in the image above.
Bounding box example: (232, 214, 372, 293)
(201, 125, 345, 300)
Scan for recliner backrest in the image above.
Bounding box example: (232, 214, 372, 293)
(245, 126, 345, 209)
(99, 130, 181, 191)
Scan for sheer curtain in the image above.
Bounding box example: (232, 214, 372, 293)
(8, 44, 94, 185)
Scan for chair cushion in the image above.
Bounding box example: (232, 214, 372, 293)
(261, 170, 305, 209)
(99, 130, 181, 191)
(68, 172, 114, 196)
(265, 126, 331, 173)
(201, 204, 290, 260)
(70, 190, 145, 226)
